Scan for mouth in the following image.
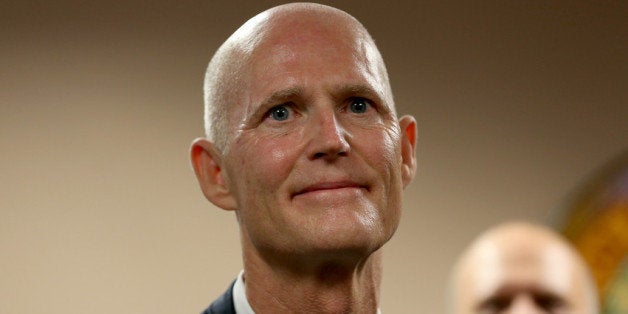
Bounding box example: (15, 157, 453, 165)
(292, 181, 369, 199)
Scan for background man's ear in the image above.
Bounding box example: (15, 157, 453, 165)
(190, 138, 237, 211)
(399, 115, 417, 187)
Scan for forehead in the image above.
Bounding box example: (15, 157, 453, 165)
(255, 29, 359, 72)
(243, 20, 388, 100)
(468, 240, 576, 299)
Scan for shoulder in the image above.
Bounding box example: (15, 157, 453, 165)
(201, 280, 236, 314)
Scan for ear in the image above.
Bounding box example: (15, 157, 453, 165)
(190, 138, 237, 211)
(398, 115, 417, 187)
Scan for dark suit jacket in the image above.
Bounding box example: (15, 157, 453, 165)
(202, 281, 236, 314)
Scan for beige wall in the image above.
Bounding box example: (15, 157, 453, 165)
(1, 1, 626, 313)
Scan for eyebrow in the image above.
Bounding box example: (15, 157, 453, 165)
(257, 86, 304, 112)
(258, 84, 382, 108)
(332, 84, 384, 104)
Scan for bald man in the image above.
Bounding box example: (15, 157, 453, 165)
(190, 3, 417, 314)
(449, 222, 599, 314)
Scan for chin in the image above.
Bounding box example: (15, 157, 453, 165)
(301, 226, 390, 259)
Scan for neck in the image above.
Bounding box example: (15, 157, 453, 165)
(242, 245, 383, 313)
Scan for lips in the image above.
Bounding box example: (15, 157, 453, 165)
(292, 180, 368, 198)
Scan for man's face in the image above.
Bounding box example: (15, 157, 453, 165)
(219, 23, 413, 259)
(456, 240, 593, 314)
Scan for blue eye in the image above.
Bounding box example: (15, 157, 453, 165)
(269, 105, 290, 121)
(349, 98, 369, 113)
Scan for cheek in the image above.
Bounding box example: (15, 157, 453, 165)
(230, 132, 302, 194)
(363, 126, 402, 177)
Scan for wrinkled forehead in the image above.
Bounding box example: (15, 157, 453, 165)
(252, 28, 383, 81)
(252, 14, 385, 75)
(219, 6, 393, 130)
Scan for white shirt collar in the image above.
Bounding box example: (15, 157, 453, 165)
(233, 270, 255, 314)
(232, 270, 382, 314)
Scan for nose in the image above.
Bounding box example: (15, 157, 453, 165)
(506, 295, 545, 314)
(305, 109, 350, 161)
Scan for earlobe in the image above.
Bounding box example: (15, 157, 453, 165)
(398, 115, 417, 187)
(190, 138, 237, 211)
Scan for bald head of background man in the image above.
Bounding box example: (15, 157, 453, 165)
(191, 3, 417, 313)
(449, 221, 598, 314)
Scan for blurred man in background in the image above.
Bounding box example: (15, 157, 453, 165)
(449, 221, 598, 314)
